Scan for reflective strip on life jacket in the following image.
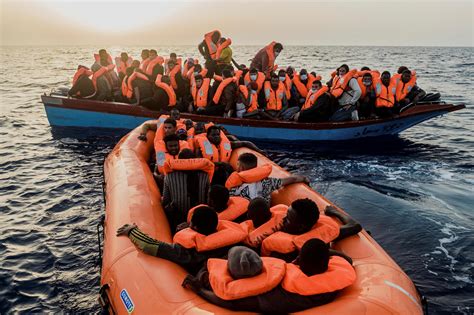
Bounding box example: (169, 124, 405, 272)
(208, 257, 286, 300)
(282, 257, 356, 295)
(162, 158, 214, 182)
(225, 164, 273, 189)
(302, 86, 329, 110)
(264, 81, 286, 111)
(173, 220, 247, 251)
(196, 132, 232, 163)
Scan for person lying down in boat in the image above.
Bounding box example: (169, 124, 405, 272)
(182, 240, 356, 313)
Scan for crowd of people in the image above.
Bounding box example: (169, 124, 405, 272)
(115, 109, 363, 313)
(69, 30, 426, 122)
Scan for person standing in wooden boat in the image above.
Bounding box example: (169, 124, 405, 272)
(198, 30, 222, 78)
(215, 37, 233, 76)
(250, 41, 283, 79)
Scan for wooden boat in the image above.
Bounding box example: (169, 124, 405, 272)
(100, 121, 425, 314)
(41, 94, 464, 142)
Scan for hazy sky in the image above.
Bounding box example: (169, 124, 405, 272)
(1, 0, 473, 46)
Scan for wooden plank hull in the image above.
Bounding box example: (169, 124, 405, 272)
(42, 95, 464, 141)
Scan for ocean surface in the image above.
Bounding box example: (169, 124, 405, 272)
(0, 45, 473, 314)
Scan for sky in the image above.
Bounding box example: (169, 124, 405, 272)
(1, 0, 473, 46)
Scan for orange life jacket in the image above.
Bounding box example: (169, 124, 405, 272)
(115, 56, 133, 75)
(260, 213, 340, 256)
(212, 78, 235, 104)
(173, 220, 246, 251)
(165, 64, 182, 90)
(292, 74, 318, 98)
(204, 30, 221, 60)
(155, 75, 177, 106)
(393, 70, 416, 86)
(264, 41, 277, 75)
(145, 56, 165, 76)
(225, 164, 273, 189)
(243, 72, 266, 93)
(357, 77, 377, 100)
(94, 53, 113, 65)
(375, 78, 397, 108)
(154, 115, 187, 141)
(395, 74, 417, 101)
(330, 69, 358, 98)
(234, 70, 244, 83)
(356, 69, 380, 78)
(186, 67, 208, 81)
(72, 67, 93, 86)
(282, 74, 292, 99)
(162, 157, 214, 182)
(140, 57, 151, 71)
(191, 78, 211, 108)
(302, 86, 329, 110)
(121, 75, 130, 98)
(182, 59, 199, 76)
(208, 257, 286, 300)
(196, 132, 232, 162)
(154, 139, 190, 174)
(187, 196, 250, 223)
(281, 257, 356, 296)
(239, 85, 259, 113)
(164, 57, 182, 74)
(215, 38, 232, 61)
(92, 64, 115, 91)
(126, 71, 149, 99)
(264, 81, 286, 111)
(241, 204, 288, 248)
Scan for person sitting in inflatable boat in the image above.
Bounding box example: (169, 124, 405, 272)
(182, 239, 355, 313)
(226, 152, 309, 203)
(259, 198, 362, 261)
(185, 185, 250, 224)
(195, 126, 263, 163)
(117, 205, 247, 274)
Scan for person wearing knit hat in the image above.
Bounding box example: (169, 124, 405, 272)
(227, 246, 263, 279)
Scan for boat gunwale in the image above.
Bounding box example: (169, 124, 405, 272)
(41, 94, 465, 131)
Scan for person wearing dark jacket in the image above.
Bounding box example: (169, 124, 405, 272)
(116, 206, 247, 274)
(182, 239, 356, 313)
(197, 69, 236, 117)
(91, 63, 113, 101)
(68, 66, 95, 98)
(294, 80, 332, 122)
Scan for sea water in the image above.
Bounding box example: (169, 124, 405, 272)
(0, 45, 473, 313)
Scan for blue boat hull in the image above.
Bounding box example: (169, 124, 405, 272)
(42, 95, 464, 142)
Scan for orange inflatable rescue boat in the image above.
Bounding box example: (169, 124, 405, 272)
(100, 121, 426, 314)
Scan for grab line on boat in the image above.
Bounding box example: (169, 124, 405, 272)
(384, 280, 422, 309)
